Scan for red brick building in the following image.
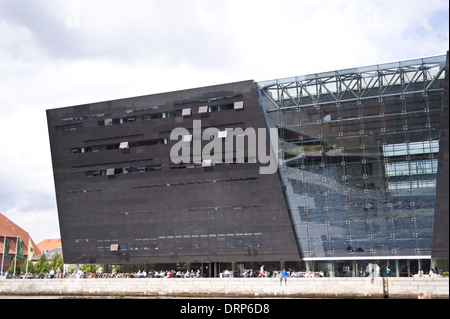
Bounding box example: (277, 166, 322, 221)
(0, 213, 41, 273)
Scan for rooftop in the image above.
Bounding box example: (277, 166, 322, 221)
(37, 238, 62, 251)
(0, 212, 41, 257)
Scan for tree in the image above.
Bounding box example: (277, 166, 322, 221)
(50, 253, 64, 272)
(80, 264, 98, 274)
(7, 259, 22, 276)
(35, 253, 50, 275)
(20, 260, 35, 275)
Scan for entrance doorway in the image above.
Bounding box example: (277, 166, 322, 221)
(202, 262, 219, 277)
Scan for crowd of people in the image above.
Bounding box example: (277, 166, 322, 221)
(40, 268, 208, 279)
(9, 267, 323, 279)
(241, 265, 325, 278)
(6, 265, 443, 279)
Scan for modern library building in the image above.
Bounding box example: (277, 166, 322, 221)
(47, 52, 449, 277)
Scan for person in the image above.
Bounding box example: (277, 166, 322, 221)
(375, 264, 381, 277)
(386, 266, 391, 277)
(259, 265, 264, 277)
(280, 269, 287, 286)
(56, 267, 61, 279)
(49, 268, 55, 279)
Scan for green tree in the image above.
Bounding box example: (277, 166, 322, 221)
(7, 259, 23, 276)
(50, 253, 64, 272)
(35, 253, 50, 275)
(20, 260, 35, 274)
(80, 264, 99, 274)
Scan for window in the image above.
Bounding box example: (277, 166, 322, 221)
(218, 130, 227, 138)
(198, 106, 208, 113)
(182, 108, 191, 116)
(55, 123, 83, 132)
(383, 140, 439, 157)
(202, 159, 212, 167)
(234, 101, 244, 109)
(119, 142, 129, 149)
(385, 159, 438, 176)
(182, 135, 192, 142)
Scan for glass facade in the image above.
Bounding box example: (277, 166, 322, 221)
(257, 55, 447, 261)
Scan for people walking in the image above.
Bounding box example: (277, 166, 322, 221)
(259, 265, 264, 277)
(280, 269, 288, 286)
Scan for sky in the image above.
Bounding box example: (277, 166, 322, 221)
(0, 0, 448, 244)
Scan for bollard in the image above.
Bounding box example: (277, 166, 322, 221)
(382, 278, 389, 298)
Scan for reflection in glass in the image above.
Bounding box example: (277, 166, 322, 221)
(257, 55, 446, 259)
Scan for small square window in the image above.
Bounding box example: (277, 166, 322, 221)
(234, 101, 244, 109)
(182, 135, 192, 142)
(202, 159, 212, 167)
(198, 106, 208, 113)
(119, 142, 129, 149)
(105, 118, 113, 126)
(106, 168, 115, 176)
(218, 131, 227, 138)
(182, 108, 191, 116)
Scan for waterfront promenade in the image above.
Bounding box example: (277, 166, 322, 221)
(0, 276, 448, 299)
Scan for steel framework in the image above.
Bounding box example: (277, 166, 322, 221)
(257, 55, 447, 113)
(256, 54, 447, 261)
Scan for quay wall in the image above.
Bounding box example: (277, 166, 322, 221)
(0, 277, 448, 298)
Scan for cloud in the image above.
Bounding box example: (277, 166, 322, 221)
(1, 0, 239, 70)
(0, 0, 85, 59)
(2, 1, 448, 75)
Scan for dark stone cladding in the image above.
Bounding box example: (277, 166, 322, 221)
(47, 80, 301, 265)
(432, 52, 449, 260)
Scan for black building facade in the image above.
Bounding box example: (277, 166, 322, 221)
(48, 54, 449, 276)
(47, 80, 300, 275)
